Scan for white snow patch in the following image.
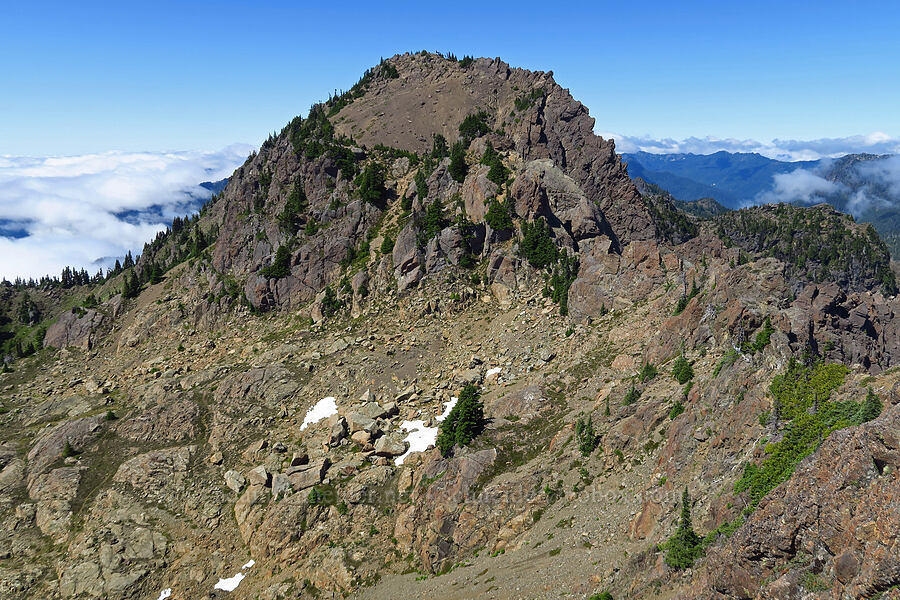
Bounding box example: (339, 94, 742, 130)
(436, 397, 458, 422)
(394, 420, 437, 466)
(300, 397, 337, 431)
(395, 397, 460, 465)
(157, 590, 172, 600)
(485, 367, 502, 378)
(212, 559, 255, 592)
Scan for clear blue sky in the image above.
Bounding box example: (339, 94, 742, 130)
(3, 0, 899, 155)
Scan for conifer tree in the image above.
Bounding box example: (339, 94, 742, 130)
(449, 140, 467, 183)
(664, 488, 702, 569)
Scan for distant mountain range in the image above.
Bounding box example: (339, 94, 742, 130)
(623, 150, 900, 255)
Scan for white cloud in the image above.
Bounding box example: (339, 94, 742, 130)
(597, 131, 900, 162)
(0, 145, 253, 281)
(755, 168, 844, 206)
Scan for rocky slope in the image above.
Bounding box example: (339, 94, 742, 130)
(1, 52, 900, 600)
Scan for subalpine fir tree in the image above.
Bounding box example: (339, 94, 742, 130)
(664, 488, 702, 569)
(448, 140, 467, 183)
(436, 383, 484, 457)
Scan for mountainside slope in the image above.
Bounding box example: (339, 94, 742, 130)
(1, 53, 900, 600)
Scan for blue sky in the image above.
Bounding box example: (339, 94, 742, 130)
(2, 1, 899, 155)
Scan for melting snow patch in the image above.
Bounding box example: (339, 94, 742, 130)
(436, 397, 458, 422)
(157, 590, 172, 600)
(485, 367, 502, 378)
(300, 397, 337, 431)
(395, 420, 437, 466)
(213, 559, 255, 592)
(395, 397, 459, 465)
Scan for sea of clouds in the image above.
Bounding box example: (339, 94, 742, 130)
(600, 131, 900, 162)
(0, 145, 253, 281)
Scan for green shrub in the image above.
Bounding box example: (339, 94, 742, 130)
(261, 245, 292, 279)
(62, 440, 78, 458)
(305, 218, 320, 236)
(671, 354, 694, 384)
(734, 360, 879, 509)
(380, 235, 395, 254)
(436, 384, 485, 457)
(575, 416, 599, 456)
(589, 593, 613, 600)
(623, 386, 640, 405)
(669, 401, 685, 420)
(713, 349, 738, 376)
(638, 362, 658, 383)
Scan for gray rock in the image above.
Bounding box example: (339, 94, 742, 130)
(287, 457, 330, 491)
(247, 465, 271, 487)
(374, 434, 408, 457)
(272, 473, 292, 499)
(346, 413, 377, 434)
(224, 469, 246, 493)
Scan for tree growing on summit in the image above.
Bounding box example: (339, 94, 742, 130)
(437, 383, 485, 457)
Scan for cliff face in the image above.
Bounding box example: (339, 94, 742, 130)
(2, 53, 900, 600)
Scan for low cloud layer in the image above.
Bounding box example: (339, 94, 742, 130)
(0, 146, 252, 281)
(599, 131, 900, 162)
(755, 155, 900, 217)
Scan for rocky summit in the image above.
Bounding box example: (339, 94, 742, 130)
(2, 52, 900, 599)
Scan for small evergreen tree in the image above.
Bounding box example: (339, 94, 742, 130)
(277, 183, 308, 232)
(355, 163, 387, 204)
(436, 384, 485, 457)
(421, 198, 448, 242)
(261, 245, 292, 279)
(431, 134, 449, 159)
(575, 416, 599, 456)
(518, 219, 558, 269)
(380, 235, 395, 254)
(855, 387, 883, 424)
(449, 140, 468, 183)
(484, 197, 514, 232)
(664, 488, 702, 569)
(672, 354, 694, 384)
